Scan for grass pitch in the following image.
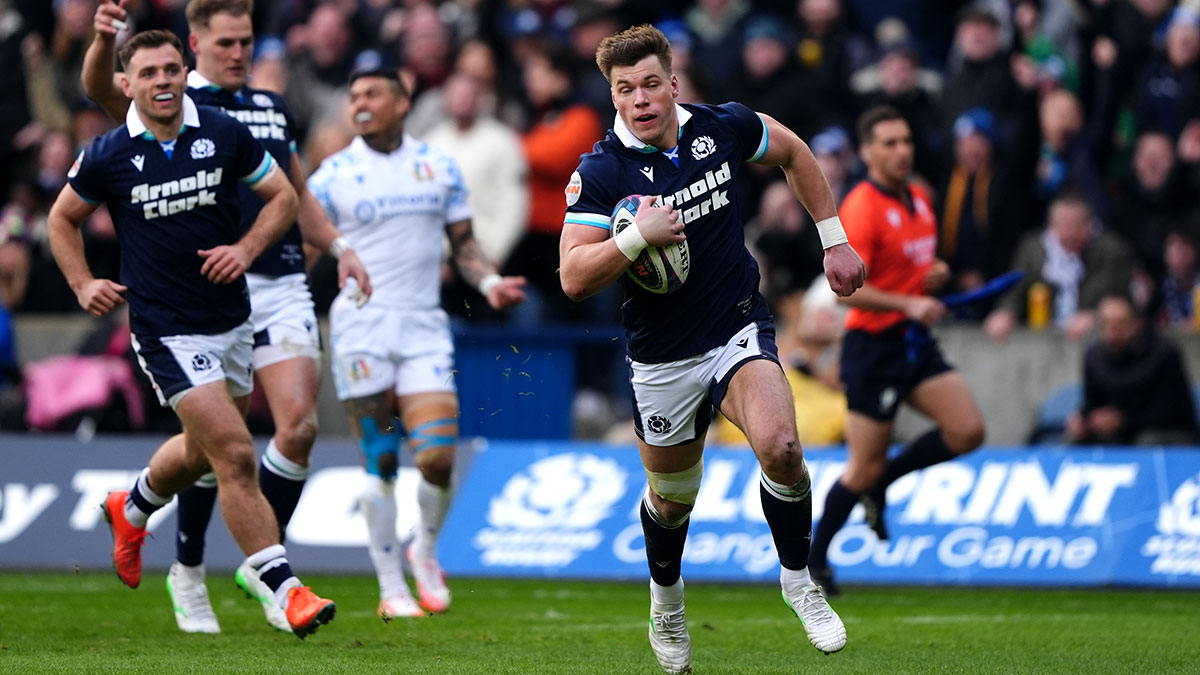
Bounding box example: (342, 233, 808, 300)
(0, 571, 1196, 674)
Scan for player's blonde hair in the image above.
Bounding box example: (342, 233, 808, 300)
(595, 24, 672, 83)
(186, 0, 253, 31)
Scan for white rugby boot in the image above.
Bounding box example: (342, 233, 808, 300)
(648, 579, 691, 674)
(378, 584, 426, 621)
(782, 571, 846, 654)
(166, 562, 220, 634)
(407, 543, 451, 613)
(235, 559, 292, 633)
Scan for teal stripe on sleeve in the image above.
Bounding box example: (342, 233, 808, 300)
(241, 153, 276, 185)
(564, 212, 612, 230)
(748, 113, 769, 163)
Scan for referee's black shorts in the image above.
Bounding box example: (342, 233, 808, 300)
(839, 321, 953, 421)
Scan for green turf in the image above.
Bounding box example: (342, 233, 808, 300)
(0, 572, 1196, 674)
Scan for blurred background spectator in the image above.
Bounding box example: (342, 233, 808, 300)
(1066, 292, 1199, 444)
(985, 192, 1136, 342)
(6, 0, 1200, 441)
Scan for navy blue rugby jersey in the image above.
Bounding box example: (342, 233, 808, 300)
(68, 96, 276, 337)
(564, 102, 773, 363)
(187, 71, 303, 277)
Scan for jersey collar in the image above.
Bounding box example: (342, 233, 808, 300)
(126, 94, 201, 139)
(187, 69, 244, 97)
(613, 104, 692, 153)
(350, 135, 413, 157)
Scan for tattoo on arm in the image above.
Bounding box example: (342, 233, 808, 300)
(447, 220, 493, 289)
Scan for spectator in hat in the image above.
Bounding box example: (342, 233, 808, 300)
(810, 126, 858, 203)
(1132, 6, 1200, 139)
(936, 101, 1040, 317)
(732, 16, 809, 137)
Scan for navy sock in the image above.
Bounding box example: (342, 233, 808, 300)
(256, 558, 295, 594)
(175, 484, 217, 566)
(809, 481, 859, 569)
(640, 498, 690, 587)
(881, 429, 954, 488)
(759, 481, 812, 571)
(259, 463, 305, 543)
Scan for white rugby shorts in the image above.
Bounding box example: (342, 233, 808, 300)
(131, 319, 255, 409)
(630, 320, 779, 446)
(246, 272, 321, 369)
(329, 294, 456, 401)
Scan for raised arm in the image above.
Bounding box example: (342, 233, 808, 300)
(288, 152, 372, 299)
(81, 0, 133, 123)
(47, 185, 126, 316)
(446, 219, 525, 310)
(755, 113, 865, 297)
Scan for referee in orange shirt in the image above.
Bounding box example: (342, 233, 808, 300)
(808, 106, 985, 595)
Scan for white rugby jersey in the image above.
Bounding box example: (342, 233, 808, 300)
(309, 135, 472, 309)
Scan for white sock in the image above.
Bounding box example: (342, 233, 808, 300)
(126, 467, 169, 528)
(650, 577, 684, 608)
(275, 576, 301, 609)
(174, 562, 205, 581)
(361, 474, 405, 599)
(781, 566, 814, 593)
(413, 478, 451, 559)
(262, 438, 310, 481)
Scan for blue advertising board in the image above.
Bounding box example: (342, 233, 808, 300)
(440, 442, 1200, 588)
(3, 435, 1198, 587)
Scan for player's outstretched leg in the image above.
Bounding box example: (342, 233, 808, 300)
(780, 567, 846, 654)
(649, 578, 691, 674)
(235, 559, 292, 632)
(363, 475, 424, 620)
(408, 477, 452, 613)
(166, 562, 220, 633)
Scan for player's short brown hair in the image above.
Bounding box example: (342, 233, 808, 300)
(118, 29, 185, 70)
(186, 0, 253, 31)
(595, 24, 672, 82)
(856, 105, 908, 144)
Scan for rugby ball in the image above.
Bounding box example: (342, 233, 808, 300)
(610, 195, 690, 294)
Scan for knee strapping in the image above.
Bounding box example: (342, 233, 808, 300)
(408, 417, 457, 455)
(358, 418, 399, 479)
(642, 489, 691, 528)
(645, 458, 704, 506)
(760, 461, 811, 502)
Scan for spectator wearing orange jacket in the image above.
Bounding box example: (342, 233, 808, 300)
(506, 40, 603, 322)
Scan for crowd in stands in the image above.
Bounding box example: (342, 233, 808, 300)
(1, 0, 1199, 441)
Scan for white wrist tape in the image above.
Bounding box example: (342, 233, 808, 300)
(478, 273, 502, 296)
(814, 216, 849, 249)
(614, 223, 649, 261)
(329, 235, 353, 259)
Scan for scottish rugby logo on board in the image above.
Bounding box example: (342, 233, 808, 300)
(1142, 469, 1200, 576)
(475, 453, 627, 567)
